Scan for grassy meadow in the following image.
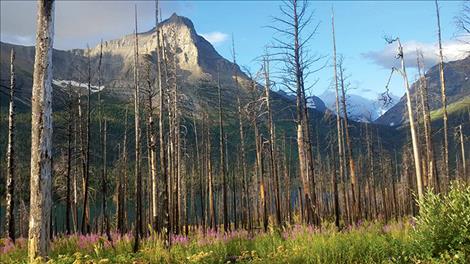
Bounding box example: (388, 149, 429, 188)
(2, 182, 470, 264)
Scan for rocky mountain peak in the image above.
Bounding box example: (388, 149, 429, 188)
(164, 13, 196, 30)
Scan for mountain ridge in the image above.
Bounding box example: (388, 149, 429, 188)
(375, 55, 470, 126)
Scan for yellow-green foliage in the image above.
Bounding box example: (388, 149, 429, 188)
(430, 97, 470, 121)
(412, 182, 470, 262)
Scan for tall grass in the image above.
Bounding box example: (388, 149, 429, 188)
(2, 182, 470, 263)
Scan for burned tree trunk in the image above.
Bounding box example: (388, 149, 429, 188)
(6, 49, 16, 242)
(459, 125, 467, 179)
(81, 47, 92, 235)
(28, 0, 55, 260)
(217, 71, 229, 232)
(331, 10, 341, 228)
(435, 0, 450, 183)
(117, 107, 129, 235)
(417, 53, 438, 191)
(207, 118, 216, 231)
(155, 0, 170, 247)
(65, 89, 73, 235)
(387, 38, 423, 202)
(232, 39, 250, 230)
(263, 56, 282, 226)
(133, 5, 143, 252)
(338, 61, 359, 222)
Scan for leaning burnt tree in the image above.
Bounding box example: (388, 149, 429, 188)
(28, 0, 55, 260)
(385, 37, 423, 203)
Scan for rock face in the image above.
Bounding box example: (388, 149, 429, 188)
(0, 13, 251, 108)
(375, 55, 470, 126)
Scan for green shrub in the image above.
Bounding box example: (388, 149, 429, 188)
(413, 181, 470, 260)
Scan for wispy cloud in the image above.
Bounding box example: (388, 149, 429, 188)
(362, 37, 469, 69)
(201, 31, 228, 45)
(0, 1, 186, 50)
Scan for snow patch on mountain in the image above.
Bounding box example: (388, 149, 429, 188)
(319, 90, 399, 122)
(53, 79, 104, 92)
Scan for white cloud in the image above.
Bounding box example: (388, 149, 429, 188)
(201, 31, 228, 45)
(362, 36, 470, 69)
(0, 1, 188, 50)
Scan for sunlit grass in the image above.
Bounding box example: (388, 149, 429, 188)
(3, 181, 470, 264)
(430, 97, 470, 121)
(0, 220, 425, 264)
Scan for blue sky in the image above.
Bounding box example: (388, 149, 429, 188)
(1, 1, 468, 100)
(174, 1, 468, 100)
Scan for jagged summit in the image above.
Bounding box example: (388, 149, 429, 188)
(164, 13, 196, 29)
(144, 13, 196, 35)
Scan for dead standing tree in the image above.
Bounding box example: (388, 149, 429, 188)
(435, 0, 450, 184)
(262, 54, 282, 226)
(330, 9, 343, 228)
(232, 38, 251, 231)
(385, 37, 423, 203)
(133, 5, 144, 252)
(270, 0, 321, 225)
(154, 0, 170, 247)
(217, 67, 229, 233)
(416, 51, 438, 191)
(6, 49, 16, 242)
(80, 46, 92, 235)
(28, 0, 55, 260)
(244, 68, 268, 231)
(338, 58, 360, 222)
(455, 0, 470, 36)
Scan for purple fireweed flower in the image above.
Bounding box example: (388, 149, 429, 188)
(0, 239, 15, 254)
(76, 233, 101, 250)
(0, 238, 27, 254)
(357, 219, 364, 227)
(171, 234, 189, 245)
(382, 224, 391, 233)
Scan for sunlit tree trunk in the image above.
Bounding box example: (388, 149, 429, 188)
(217, 71, 229, 232)
(133, 5, 143, 252)
(331, 10, 343, 228)
(207, 120, 216, 231)
(255, 122, 268, 232)
(6, 49, 16, 242)
(435, 0, 449, 183)
(417, 53, 438, 192)
(338, 61, 359, 222)
(65, 89, 73, 235)
(28, 0, 55, 260)
(81, 47, 92, 235)
(387, 38, 423, 203)
(459, 125, 467, 180)
(263, 56, 282, 226)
